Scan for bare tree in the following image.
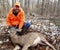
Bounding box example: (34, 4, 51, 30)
(19, 0, 23, 7)
(12, 0, 16, 7)
(57, 0, 60, 17)
(41, 0, 44, 16)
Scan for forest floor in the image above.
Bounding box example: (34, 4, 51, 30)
(0, 15, 60, 50)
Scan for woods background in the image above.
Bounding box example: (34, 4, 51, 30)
(0, 0, 60, 27)
(0, 0, 59, 17)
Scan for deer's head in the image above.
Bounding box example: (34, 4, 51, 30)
(8, 27, 17, 37)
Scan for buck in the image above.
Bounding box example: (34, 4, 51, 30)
(8, 28, 56, 50)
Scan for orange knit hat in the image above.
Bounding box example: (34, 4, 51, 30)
(14, 2, 20, 6)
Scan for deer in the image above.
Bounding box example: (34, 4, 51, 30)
(8, 27, 56, 50)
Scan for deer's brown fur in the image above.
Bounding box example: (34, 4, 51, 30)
(9, 28, 56, 50)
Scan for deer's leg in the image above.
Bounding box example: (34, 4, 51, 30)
(42, 39, 56, 50)
(13, 45, 21, 50)
(22, 44, 31, 50)
(45, 41, 56, 50)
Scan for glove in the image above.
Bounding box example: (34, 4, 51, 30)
(16, 29, 23, 35)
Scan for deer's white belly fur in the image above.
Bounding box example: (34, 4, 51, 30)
(33, 36, 41, 46)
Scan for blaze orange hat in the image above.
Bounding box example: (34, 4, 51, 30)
(14, 2, 20, 6)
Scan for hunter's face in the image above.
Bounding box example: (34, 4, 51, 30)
(13, 5, 20, 12)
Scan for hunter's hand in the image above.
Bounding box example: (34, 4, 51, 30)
(16, 29, 22, 32)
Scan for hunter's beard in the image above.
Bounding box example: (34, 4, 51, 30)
(13, 9, 19, 16)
